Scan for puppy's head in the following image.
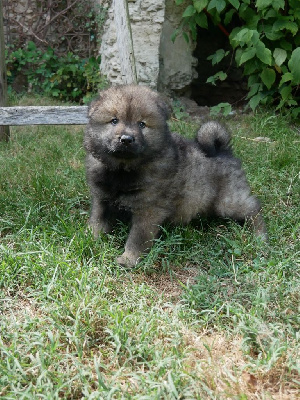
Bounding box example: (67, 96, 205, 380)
(84, 85, 171, 168)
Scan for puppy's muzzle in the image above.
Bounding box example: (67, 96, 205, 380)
(120, 134, 135, 146)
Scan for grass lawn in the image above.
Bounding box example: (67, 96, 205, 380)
(0, 95, 299, 399)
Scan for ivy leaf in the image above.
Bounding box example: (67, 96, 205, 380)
(182, 5, 196, 17)
(265, 9, 277, 19)
(257, 0, 284, 10)
(256, 0, 273, 10)
(175, 0, 185, 4)
(272, 0, 285, 11)
(228, 0, 240, 9)
(231, 28, 259, 47)
(288, 47, 300, 84)
(239, 47, 256, 65)
(248, 74, 259, 86)
(216, 0, 226, 12)
(280, 85, 292, 101)
(194, 0, 208, 13)
(240, 9, 259, 29)
(206, 71, 227, 85)
(234, 48, 243, 65)
(279, 72, 293, 87)
(250, 30, 260, 45)
(279, 40, 292, 52)
(195, 13, 208, 29)
(207, 0, 226, 13)
(183, 32, 190, 43)
(247, 83, 262, 98)
(273, 19, 298, 36)
(188, 19, 197, 40)
(260, 68, 276, 89)
(229, 0, 240, 10)
(215, 71, 227, 81)
(207, 0, 216, 11)
(291, 108, 300, 119)
(256, 41, 272, 65)
(224, 9, 235, 25)
(231, 28, 250, 46)
(207, 49, 229, 65)
(244, 57, 260, 75)
(210, 103, 232, 116)
(249, 92, 265, 110)
(265, 28, 284, 41)
(273, 48, 287, 66)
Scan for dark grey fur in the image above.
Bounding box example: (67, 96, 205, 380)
(84, 85, 267, 267)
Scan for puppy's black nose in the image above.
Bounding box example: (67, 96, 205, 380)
(120, 134, 135, 145)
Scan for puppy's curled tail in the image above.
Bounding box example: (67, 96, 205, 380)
(197, 121, 232, 157)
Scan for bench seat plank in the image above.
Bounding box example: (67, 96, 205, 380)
(0, 106, 88, 126)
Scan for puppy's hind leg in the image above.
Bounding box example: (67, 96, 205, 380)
(248, 204, 268, 241)
(214, 189, 268, 241)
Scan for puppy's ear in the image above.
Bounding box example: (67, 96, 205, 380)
(88, 94, 103, 117)
(88, 85, 113, 116)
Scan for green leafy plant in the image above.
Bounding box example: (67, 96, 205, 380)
(172, 99, 190, 120)
(6, 41, 107, 103)
(175, 0, 300, 117)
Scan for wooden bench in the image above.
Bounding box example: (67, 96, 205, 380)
(0, 106, 88, 126)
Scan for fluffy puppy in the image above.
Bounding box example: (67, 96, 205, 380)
(84, 85, 267, 267)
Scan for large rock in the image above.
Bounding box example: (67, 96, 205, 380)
(100, 0, 197, 92)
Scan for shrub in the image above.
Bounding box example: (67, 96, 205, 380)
(175, 0, 300, 117)
(6, 41, 107, 103)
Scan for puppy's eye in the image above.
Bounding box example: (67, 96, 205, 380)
(138, 121, 146, 129)
(111, 118, 119, 126)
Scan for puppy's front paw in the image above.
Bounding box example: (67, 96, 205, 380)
(88, 220, 112, 238)
(116, 251, 140, 268)
(87, 222, 100, 238)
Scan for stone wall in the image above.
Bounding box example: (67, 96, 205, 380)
(3, 0, 100, 57)
(3, 0, 40, 46)
(100, 0, 197, 93)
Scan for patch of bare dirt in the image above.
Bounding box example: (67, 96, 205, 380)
(137, 265, 199, 301)
(0, 289, 41, 321)
(182, 329, 299, 400)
